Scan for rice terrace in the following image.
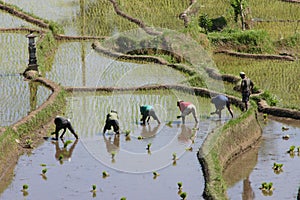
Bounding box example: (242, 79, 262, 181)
(0, 0, 299, 199)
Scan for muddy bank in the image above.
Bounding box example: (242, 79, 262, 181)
(214, 49, 295, 61)
(0, 3, 48, 29)
(198, 105, 262, 199)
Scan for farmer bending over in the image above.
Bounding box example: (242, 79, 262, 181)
(177, 100, 198, 124)
(140, 105, 161, 125)
(52, 116, 79, 140)
(103, 110, 120, 135)
(210, 94, 233, 119)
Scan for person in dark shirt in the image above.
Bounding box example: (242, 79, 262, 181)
(52, 116, 79, 140)
(103, 110, 120, 135)
(240, 72, 254, 111)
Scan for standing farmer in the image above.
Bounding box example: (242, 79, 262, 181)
(210, 94, 234, 119)
(176, 100, 198, 124)
(140, 105, 161, 125)
(52, 116, 79, 140)
(240, 72, 254, 111)
(103, 110, 120, 135)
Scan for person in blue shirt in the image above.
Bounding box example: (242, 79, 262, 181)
(210, 95, 233, 119)
(140, 105, 161, 125)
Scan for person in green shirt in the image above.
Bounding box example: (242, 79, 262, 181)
(140, 105, 161, 125)
(103, 110, 120, 134)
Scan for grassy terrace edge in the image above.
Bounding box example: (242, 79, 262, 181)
(198, 102, 262, 199)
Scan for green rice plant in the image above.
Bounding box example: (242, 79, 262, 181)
(102, 171, 109, 178)
(137, 136, 144, 140)
(272, 162, 283, 174)
(124, 130, 131, 137)
(63, 140, 73, 148)
(172, 153, 177, 161)
(177, 182, 183, 189)
(166, 121, 173, 127)
(42, 168, 47, 175)
(153, 171, 160, 179)
(111, 151, 116, 159)
(120, 197, 127, 200)
(259, 182, 274, 194)
(25, 139, 33, 148)
(287, 145, 295, 154)
(91, 184, 97, 193)
(22, 184, 29, 191)
(179, 191, 187, 199)
(59, 154, 64, 160)
(40, 163, 47, 167)
(146, 143, 152, 150)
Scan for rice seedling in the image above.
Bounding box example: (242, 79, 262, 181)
(185, 147, 193, 151)
(138, 136, 144, 140)
(120, 197, 127, 200)
(179, 191, 187, 199)
(287, 145, 295, 154)
(153, 171, 160, 179)
(172, 153, 177, 161)
(63, 140, 73, 148)
(102, 171, 109, 178)
(282, 126, 289, 131)
(166, 121, 173, 127)
(259, 182, 274, 196)
(177, 182, 183, 190)
(272, 162, 283, 174)
(282, 135, 289, 140)
(146, 143, 151, 150)
(24, 139, 33, 148)
(21, 184, 29, 196)
(42, 168, 47, 175)
(124, 130, 131, 137)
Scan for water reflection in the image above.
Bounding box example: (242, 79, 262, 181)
(53, 139, 79, 164)
(177, 124, 197, 143)
(29, 81, 37, 112)
(140, 124, 160, 138)
(103, 133, 120, 154)
(223, 143, 259, 198)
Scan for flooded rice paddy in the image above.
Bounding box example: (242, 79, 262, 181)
(0, 91, 236, 200)
(227, 116, 300, 199)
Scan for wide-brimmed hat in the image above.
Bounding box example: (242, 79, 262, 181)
(239, 72, 245, 76)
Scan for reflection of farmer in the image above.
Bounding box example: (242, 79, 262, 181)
(141, 124, 160, 138)
(53, 139, 78, 164)
(177, 124, 195, 143)
(242, 176, 254, 200)
(210, 94, 233, 119)
(103, 133, 120, 154)
(103, 110, 120, 135)
(240, 72, 254, 111)
(52, 116, 79, 140)
(140, 105, 161, 125)
(176, 100, 198, 124)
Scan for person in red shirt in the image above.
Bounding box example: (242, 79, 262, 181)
(176, 100, 198, 124)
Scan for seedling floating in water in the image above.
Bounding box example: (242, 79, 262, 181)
(153, 171, 160, 179)
(185, 147, 193, 151)
(282, 126, 289, 131)
(166, 121, 173, 127)
(120, 197, 127, 200)
(91, 184, 97, 192)
(282, 135, 290, 140)
(272, 162, 283, 174)
(22, 184, 29, 191)
(102, 171, 109, 178)
(259, 182, 274, 195)
(42, 168, 47, 174)
(63, 140, 73, 148)
(21, 184, 29, 196)
(124, 130, 131, 137)
(172, 153, 177, 161)
(287, 145, 295, 154)
(138, 136, 144, 140)
(179, 191, 187, 199)
(177, 182, 183, 189)
(146, 143, 152, 150)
